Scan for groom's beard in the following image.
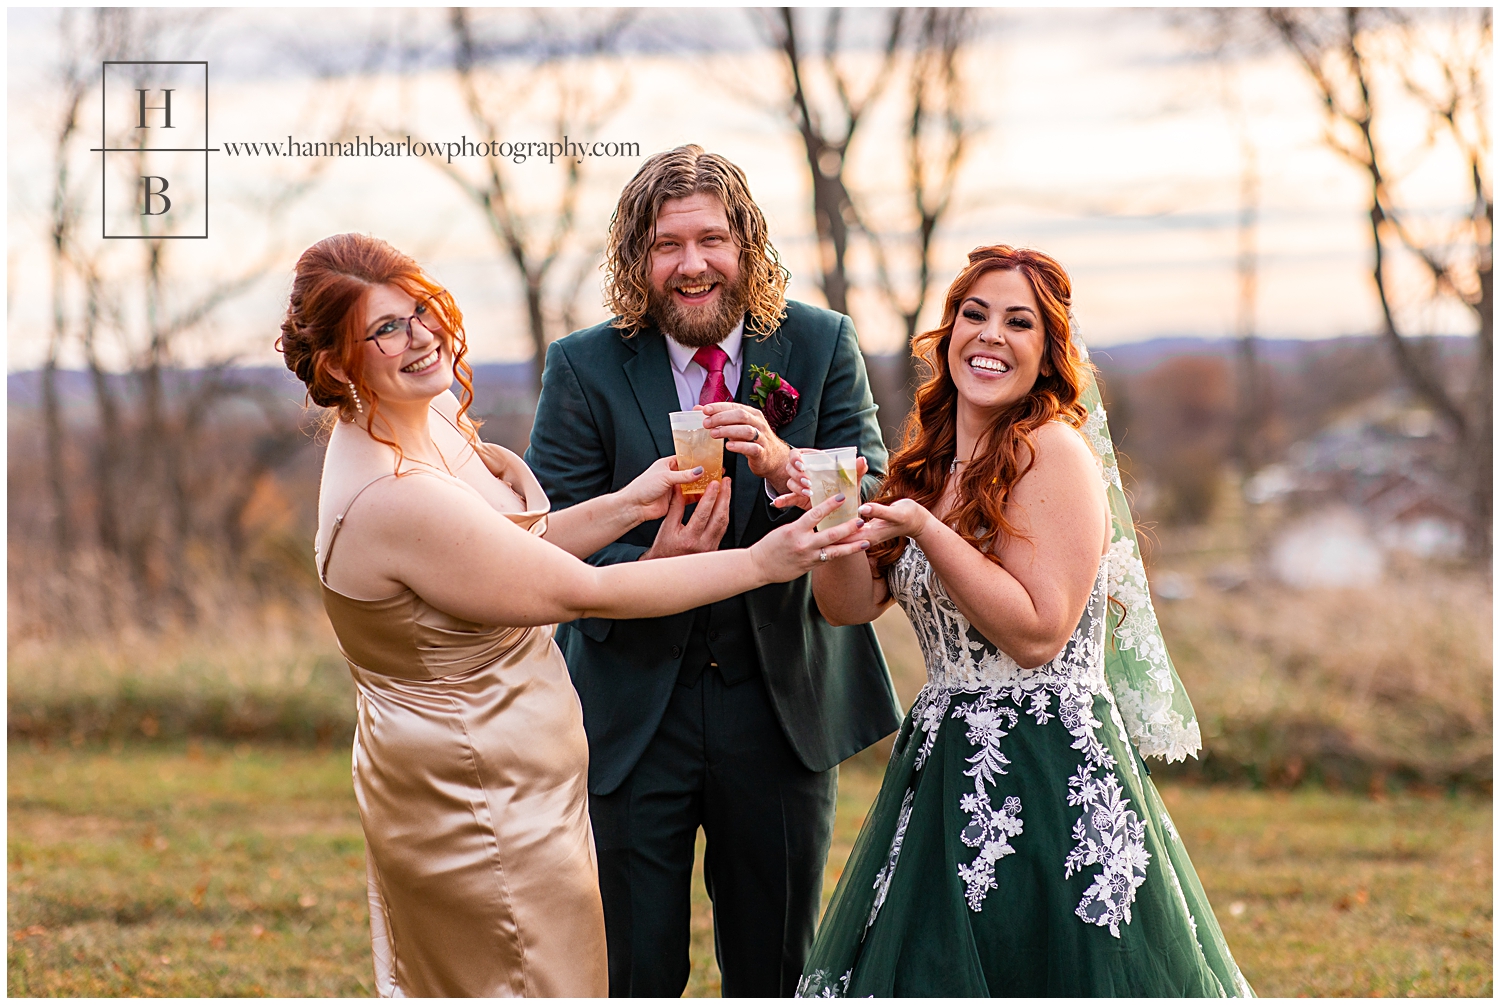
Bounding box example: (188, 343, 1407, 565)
(648, 269, 750, 349)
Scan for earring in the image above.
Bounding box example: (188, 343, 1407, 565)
(348, 381, 363, 413)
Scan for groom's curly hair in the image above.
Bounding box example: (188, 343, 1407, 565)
(604, 145, 789, 338)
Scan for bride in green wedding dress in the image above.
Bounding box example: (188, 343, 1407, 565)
(795, 246, 1252, 998)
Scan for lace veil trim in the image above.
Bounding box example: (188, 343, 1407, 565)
(1076, 335, 1201, 762)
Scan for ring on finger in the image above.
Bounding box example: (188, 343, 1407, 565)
(751, 428, 760, 442)
(818, 549, 828, 563)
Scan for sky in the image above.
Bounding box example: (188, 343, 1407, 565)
(6, 7, 1482, 371)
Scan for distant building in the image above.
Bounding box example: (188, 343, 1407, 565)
(1247, 391, 1466, 581)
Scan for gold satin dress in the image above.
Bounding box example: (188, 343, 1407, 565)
(317, 459, 607, 997)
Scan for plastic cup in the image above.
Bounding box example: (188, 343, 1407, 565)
(669, 410, 724, 503)
(803, 446, 860, 531)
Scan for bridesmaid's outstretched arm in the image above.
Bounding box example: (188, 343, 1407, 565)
(336, 472, 867, 628)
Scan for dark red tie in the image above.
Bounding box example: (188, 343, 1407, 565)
(693, 344, 732, 405)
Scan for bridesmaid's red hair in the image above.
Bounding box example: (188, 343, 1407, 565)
(277, 233, 479, 464)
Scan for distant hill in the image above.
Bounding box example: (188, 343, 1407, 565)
(9, 334, 1474, 415)
(6, 362, 540, 416)
(1086, 333, 1473, 376)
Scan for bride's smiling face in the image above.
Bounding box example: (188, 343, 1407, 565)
(947, 268, 1051, 416)
(355, 283, 454, 406)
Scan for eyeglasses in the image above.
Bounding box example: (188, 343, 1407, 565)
(363, 295, 444, 356)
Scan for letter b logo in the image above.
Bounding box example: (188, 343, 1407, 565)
(141, 176, 171, 215)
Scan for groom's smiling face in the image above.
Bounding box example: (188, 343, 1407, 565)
(647, 192, 748, 348)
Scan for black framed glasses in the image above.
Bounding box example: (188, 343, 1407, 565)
(364, 295, 444, 356)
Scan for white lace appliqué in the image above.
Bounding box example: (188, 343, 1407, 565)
(1104, 535, 1202, 762)
(795, 968, 853, 998)
(951, 693, 1025, 911)
(1064, 766, 1150, 936)
(867, 788, 914, 929)
(910, 687, 952, 772)
(887, 541, 1151, 939)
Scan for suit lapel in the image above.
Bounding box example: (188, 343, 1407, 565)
(621, 327, 679, 460)
(732, 329, 793, 544)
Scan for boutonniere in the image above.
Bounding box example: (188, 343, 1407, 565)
(748, 364, 800, 432)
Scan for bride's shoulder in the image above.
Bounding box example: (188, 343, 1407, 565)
(1032, 419, 1093, 460)
(1018, 420, 1099, 486)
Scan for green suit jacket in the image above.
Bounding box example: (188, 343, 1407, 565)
(525, 301, 903, 795)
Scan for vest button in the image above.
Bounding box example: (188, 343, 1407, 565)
(670, 645, 681, 659)
(709, 630, 720, 641)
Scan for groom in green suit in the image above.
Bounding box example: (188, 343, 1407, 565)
(525, 145, 900, 997)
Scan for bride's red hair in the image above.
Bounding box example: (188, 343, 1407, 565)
(869, 245, 1091, 575)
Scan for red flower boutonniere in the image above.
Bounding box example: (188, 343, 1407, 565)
(749, 365, 800, 431)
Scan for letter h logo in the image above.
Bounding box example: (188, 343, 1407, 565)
(98, 61, 212, 239)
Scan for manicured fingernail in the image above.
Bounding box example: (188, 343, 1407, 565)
(859, 505, 871, 515)
(860, 541, 871, 549)
(855, 519, 866, 528)
(834, 493, 846, 503)
(693, 466, 704, 475)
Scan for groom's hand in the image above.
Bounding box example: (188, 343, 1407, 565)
(700, 402, 793, 495)
(772, 452, 870, 511)
(639, 476, 733, 560)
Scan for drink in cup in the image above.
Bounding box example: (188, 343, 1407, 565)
(669, 410, 725, 503)
(803, 447, 860, 531)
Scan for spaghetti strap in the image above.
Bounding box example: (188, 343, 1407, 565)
(318, 473, 400, 585)
(431, 402, 474, 441)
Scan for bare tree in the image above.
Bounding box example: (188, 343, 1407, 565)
(1192, 9, 1268, 483)
(19, 8, 359, 630)
(1262, 7, 1492, 558)
(861, 8, 971, 424)
(432, 8, 633, 396)
(764, 8, 906, 319)
(41, 10, 102, 556)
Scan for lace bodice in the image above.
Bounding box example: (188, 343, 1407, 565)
(887, 539, 1108, 696)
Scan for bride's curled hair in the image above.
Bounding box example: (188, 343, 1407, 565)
(868, 245, 1090, 576)
(276, 233, 478, 458)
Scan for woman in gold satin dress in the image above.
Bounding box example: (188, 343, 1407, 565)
(277, 234, 866, 997)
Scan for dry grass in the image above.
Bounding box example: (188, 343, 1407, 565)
(1139, 489, 1491, 792)
(8, 610, 352, 748)
(1155, 567, 1491, 790)
(9, 743, 1489, 997)
(8, 743, 371, 996)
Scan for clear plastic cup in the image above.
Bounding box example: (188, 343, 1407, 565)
(669, 410, 724, 503)
(803, 446, 860, 531)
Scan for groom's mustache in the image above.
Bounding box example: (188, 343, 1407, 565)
(665, 269, 730, 296)
(649, 264, 749, 348)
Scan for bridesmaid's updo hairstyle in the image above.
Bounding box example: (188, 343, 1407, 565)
(868, 245, 1090, 575)
(277, 233, 479, 455)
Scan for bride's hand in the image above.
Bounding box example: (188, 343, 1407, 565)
(853, 499, 936, 546)
(750, 495, 870, 583)
(618, 456, 705, 523)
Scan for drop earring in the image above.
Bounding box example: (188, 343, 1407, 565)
(348, 381, 363, 413)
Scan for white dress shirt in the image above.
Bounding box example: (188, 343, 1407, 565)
(664, 319, 745, 410)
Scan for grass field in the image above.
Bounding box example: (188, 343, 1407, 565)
(8, 742, 1491, 997)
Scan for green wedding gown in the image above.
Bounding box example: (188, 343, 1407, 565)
(797, 356, 1253, 998)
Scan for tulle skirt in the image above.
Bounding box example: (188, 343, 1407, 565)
(798, 686, 1253, 997)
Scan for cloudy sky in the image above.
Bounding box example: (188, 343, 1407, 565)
(7, 7, 1479, 370)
